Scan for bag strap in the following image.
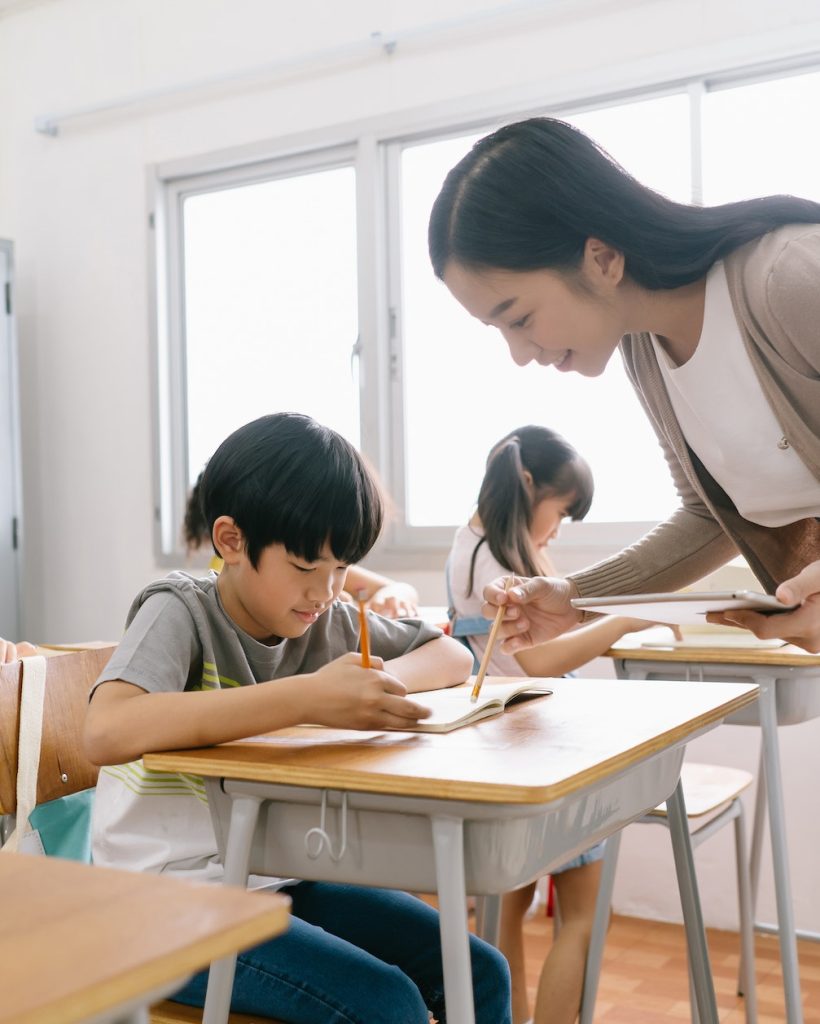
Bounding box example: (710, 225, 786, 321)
(445, 553, 491, 639)
(2, 654, 47, 853)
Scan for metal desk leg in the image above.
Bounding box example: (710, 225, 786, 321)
(756, 676, 803, 1024)
(432, 815, 475, 1024)
(203, 794, 264, 1024)
(475, 893, 502, 947)
(748, 744, 767, 922)
(734, 800, 758, 1024)
(580, 829, 622, 1024)
(666, 780, 718, 1024)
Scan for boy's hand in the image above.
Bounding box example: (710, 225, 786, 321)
(305, 652, 432, 730)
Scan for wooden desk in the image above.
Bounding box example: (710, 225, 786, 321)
(147, 675, 756, 1024)
(0, 851, 289, 1024)
(606, 637, 820, 1024)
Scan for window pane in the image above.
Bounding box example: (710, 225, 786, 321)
(568, 94, 692, 204)
(401, 96, 688, 527)
(183, 166, 359, 484)
(702, 70, 820, 204)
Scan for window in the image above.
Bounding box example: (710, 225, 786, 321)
(183, 165, 359, 484)
(702, 69, 820, 204)
(155, 149, 359, 554)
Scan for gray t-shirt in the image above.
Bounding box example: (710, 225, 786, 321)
(91, 571, 441, 881)
(96, 570, 440, 697)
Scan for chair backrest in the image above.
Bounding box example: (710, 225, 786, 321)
(0, 644, 117, 814)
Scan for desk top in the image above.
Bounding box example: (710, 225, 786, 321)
(146, 677, 757, 806)
(0, 852, 289, 1024)
(606, 634, 820, 667)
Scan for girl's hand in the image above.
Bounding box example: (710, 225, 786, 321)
(615, 618, 684, 640)
(481, 575, 581, 653)
(368, 582, 419, 619)
(304, 652, 432, 730)
(0, 639, 37, 663)
(706, 560, 820, 653)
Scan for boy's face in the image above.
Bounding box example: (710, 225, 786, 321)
(219, 541, 349, 642)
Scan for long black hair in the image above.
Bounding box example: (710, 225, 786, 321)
(466, 424, 593, 595)
(196, 413, 383, 568)
(430, 117, 820, 289)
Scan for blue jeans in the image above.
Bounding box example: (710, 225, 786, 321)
(173, 881, 511, 1023)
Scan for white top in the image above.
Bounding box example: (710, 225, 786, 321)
(651, 261, 820, 527)
(448, 523, 525, 677)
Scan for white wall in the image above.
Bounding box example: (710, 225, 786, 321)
(2, 0, 820, 932)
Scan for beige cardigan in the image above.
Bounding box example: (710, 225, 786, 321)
(571, 224, 820, 597)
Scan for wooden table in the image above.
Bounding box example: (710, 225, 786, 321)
(606, 636, 820, 1024)
(147, 676, 757, 1024)
(0, 851, 289, 1024)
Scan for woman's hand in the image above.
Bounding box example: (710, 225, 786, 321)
(706, 560, 820, 653)
(0, 639, 37, 663)
(305, 652, 432, 730)
(481, 575, 582, 653)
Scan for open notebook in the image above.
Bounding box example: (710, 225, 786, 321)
(398, 679, 553, 734)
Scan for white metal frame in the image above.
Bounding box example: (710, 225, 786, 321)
(0, 240, 23, 638)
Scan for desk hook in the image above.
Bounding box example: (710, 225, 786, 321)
(304, 790, 348, 862)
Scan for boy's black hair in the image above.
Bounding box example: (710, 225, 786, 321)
(198, 413, 384, 569)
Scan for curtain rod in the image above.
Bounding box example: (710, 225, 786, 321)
(34, 0, 582, 136)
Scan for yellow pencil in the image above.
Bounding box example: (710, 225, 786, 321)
(357, 590, 371, 669)
(470, 575, 515, 703)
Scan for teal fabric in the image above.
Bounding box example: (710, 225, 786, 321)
(28, 788, 95, 862)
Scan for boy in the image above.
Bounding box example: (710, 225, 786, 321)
(85, 412, 510, 1024)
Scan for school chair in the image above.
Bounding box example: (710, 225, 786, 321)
(580, 761, 757, 1024)
(0, 643, 115, 846)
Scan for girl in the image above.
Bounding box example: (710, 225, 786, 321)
(448, 424, 655, 1024)
(430, 116, 820, 655)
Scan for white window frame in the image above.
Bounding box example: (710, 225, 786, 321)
(150, 53, 820, 568)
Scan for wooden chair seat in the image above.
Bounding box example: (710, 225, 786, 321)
(150, 999, 285, 1023)
(647, 761, 754, 818)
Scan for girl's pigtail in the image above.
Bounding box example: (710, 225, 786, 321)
(467, 437, 541, 595)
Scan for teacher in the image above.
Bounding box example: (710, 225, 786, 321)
(428, 117, 820, 652)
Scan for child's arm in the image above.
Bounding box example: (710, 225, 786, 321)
(343, 565, 419, 618)
(512, 616, 651, 677)
(84, 653, 431, 766)
(383, 634, 473, 693)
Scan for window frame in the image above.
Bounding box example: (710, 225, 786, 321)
(150, 54, 820, 567)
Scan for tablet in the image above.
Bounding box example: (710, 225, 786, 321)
(571, 590, 798, 626)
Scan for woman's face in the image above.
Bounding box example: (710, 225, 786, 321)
(443, 256, 626, 378)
